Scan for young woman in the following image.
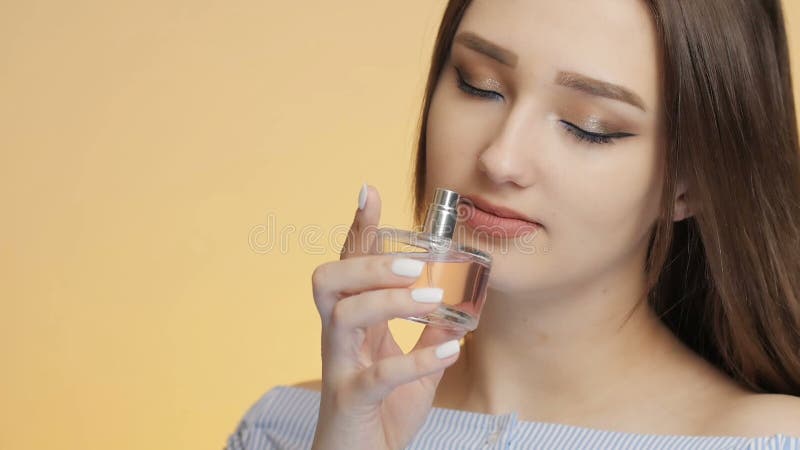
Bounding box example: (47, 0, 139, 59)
(228, 0, 800, 448)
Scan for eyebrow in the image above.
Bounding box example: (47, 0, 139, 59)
(454, 31, 518, 68)
(555, 71, 647, 112)
(453, 31, 647, 112)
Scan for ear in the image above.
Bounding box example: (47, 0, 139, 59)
(672, 177, 693, 222)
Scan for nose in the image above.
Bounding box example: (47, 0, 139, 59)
(477, 106, 540, 188)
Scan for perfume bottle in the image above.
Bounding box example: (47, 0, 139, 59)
(372, 188, 492, 332)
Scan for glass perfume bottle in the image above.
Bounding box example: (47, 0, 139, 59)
(372, 188, 492, 332)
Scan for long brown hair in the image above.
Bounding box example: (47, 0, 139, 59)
(411, 0, 800, 395)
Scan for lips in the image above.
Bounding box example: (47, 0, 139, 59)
(460, 195, 543, 239)
(464, 195, 542, 224)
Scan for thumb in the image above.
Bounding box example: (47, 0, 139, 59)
(340, 183, 382, 259)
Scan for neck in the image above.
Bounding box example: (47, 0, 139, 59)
(435, 263, 721, 427)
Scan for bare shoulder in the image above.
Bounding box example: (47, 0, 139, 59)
(706, 392, 800, 437)
(291, 378, 322, 392)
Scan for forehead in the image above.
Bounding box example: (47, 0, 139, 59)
(456, 0, 661, 111)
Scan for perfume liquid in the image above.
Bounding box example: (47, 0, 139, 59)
(390, 251, 489, 331)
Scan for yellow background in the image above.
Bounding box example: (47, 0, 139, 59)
(1, 1, 798, 449)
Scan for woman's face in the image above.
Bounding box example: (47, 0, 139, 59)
(425, 0, 669, 296)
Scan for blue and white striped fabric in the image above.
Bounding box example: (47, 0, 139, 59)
(225, 386, 799, 449)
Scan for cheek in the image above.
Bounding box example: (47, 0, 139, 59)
(556, 147, 663, 254)
(425, 75, 503, 175)
(424, 86, 483, 185)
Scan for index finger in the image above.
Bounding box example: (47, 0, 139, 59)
(339, 183, 382, 259)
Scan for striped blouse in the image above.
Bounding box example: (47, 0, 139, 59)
(225, 386, 799, 449)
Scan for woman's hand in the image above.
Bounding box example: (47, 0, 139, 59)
(310, 184, 465, 450)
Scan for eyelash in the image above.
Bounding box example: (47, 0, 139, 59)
(454, 67, 634, 145)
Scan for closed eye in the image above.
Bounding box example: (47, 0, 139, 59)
(454, 67, 503, 101)
(559, 120, 635, 145)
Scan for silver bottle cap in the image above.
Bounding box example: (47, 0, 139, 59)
(423, 188, 460, 240)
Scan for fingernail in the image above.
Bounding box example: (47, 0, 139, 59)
(411, 287, 443, 303)
(358, 183, 368, 210)
(391, 258, 425, 277)
(435, 339, 461, 359)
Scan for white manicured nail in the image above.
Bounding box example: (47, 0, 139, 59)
(435, 339, 461, 359)
(391, 258, 425, 277)
(358, 183, 368, 210)
(411, 287, 443, 303)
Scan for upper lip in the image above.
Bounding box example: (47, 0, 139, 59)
(461, 194, 543, 226)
